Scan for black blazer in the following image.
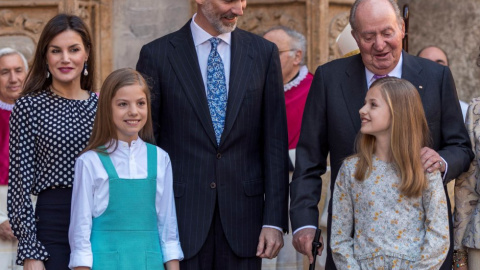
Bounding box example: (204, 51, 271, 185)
(290, 52, 474, 231)
(136, 21, 289, 259)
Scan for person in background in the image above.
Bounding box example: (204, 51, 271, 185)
(417, 45, 468, 120)
(0, 47, 28, 270)
(263, 26, 313, 270)
(263, 26, 312, 154)
(7, 14, 98, 269)
(453, 47, 480, 270)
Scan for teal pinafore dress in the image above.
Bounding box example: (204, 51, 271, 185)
(91, 143, 165, 270)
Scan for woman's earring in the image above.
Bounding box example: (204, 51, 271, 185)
(83, 62, 88, 76)
(46, 71, 50, 78)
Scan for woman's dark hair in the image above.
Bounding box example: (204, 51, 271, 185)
(22, 13, 95, 95)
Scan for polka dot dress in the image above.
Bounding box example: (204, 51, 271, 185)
(7, 89, 97, 265)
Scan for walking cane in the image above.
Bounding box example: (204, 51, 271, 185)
(309, 228, 322, 270)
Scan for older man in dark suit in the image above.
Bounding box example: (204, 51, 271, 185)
(290, 0, 474, 269)
(136, 0, 289, 269)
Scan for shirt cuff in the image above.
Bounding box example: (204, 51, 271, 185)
(262, 225, 283, 233)
(16, 237, 49, 265)
(293, 225, 317, 235)
(0, 215, 8, 225)
(68, 250, 93, 269)
(161, 241, 184, 262)
(441, 157, 448, 182)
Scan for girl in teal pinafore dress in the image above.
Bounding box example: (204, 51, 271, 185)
(68, 68, 183, 270)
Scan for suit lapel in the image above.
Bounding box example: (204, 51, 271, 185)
(342, 54, 368, 132)
(220, 29, 253, 145)
(168, 21, 217, 147)
(401, 52, 426, 98)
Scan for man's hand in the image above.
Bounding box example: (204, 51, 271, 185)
(24, 259, 45, 270)
(256, 227, 284, 259)
(0, 220, 16, 241)
(292, 228, 324, 264)
(421, 147, 445, 173)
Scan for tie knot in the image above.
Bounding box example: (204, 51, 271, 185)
(209, 37, 220, 50)
(373, 74, 388, 80)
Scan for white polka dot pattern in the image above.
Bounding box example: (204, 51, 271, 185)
(7, 89, 97, 265)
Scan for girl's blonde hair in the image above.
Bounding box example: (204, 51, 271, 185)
(82, 68, 155, 154)
(354, 77, 430, 197)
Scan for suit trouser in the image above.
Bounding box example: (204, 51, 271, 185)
(325, 185, 454, 270)
(180, 200, 261, 270)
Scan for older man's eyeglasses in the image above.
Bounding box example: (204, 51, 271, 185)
(279, 49, 295, 54)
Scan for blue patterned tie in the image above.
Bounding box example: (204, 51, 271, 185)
(206, 37, 227, 145)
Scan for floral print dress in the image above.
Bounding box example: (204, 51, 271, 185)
(331, 156, 450, 270)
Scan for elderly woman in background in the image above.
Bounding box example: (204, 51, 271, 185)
(454, 50, 480, 270)
(0, 48, 28, 270)
(7, 14, 98, 270)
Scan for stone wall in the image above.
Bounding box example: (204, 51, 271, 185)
(112, 0, 190, 70)
(398, 0, 480, 102)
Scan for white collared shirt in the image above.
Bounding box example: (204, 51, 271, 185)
(365, 52, 403, 89)
(68, 138, 183, 268)
(190, 13, 231, 95)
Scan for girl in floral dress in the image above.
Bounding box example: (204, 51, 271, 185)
(331, 77, 450, 270)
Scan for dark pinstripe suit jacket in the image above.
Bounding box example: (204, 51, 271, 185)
(136, 21, 289, 259)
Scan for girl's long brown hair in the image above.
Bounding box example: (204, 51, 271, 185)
(81, 68, 155, 154)
(22, 14, 95, 95)
(354, 77, 431, 197)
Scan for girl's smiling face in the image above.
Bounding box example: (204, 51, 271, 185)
(112, 83, 148, 144)
(359, 85, 392, 139)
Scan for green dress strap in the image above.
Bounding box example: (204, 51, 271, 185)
(96, 149, 119, 179)
(146, 143, 157, 179)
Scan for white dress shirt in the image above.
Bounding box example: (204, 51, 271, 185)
(68, 138, 183, 269)
(190, 13, 231, 95)
(365, 52, 403, 89)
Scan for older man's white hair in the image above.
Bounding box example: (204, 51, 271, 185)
(0, 47, 29, 71)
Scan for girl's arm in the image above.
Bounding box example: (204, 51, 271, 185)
(330, 162, 361, 269)
(156, 151, 184, 262)
(411, 171, 450, 269)
(165, 259, 179, 270)
(68, 155, 95, 269)
(7, 98, 49, 264)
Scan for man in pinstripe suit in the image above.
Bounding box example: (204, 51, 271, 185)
(136, 0, 289, 269)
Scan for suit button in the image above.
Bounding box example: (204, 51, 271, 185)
(216, 153, 222, 159)
(210, 182, 216, 189)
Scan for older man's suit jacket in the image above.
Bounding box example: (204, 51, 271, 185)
(290, 52, 473, 269)
(136, 21, 289, 260)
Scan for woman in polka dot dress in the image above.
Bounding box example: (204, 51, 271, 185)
(330, 78, 450, 269)
(7, 14, 97, 270)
